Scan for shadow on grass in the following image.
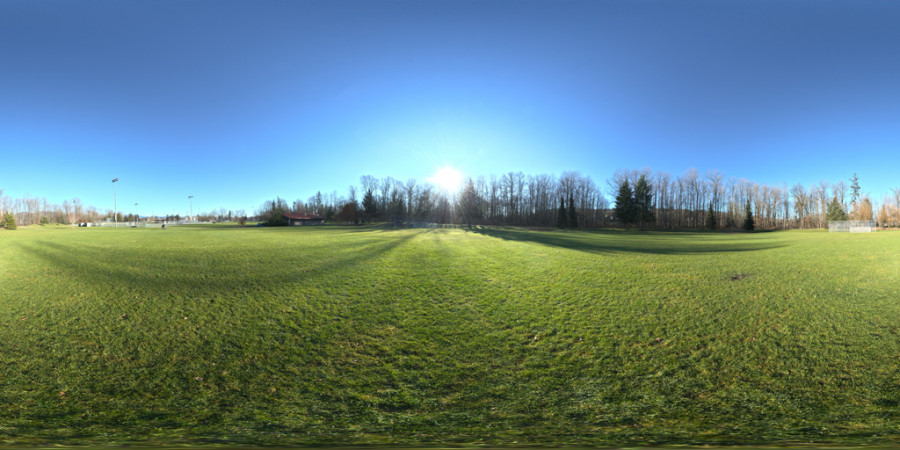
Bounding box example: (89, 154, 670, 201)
(15, 229, 429, 296)
(173, 223, 425, 233)
(466, 226, 787, 255)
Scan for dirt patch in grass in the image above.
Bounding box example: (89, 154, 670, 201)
(729, 274, 751, 281)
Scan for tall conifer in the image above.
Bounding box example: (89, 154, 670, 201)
(742, 200, 755, 231)
(633, 175, 655, 230)
(706, 203, 717, 230)
(459, 179, 482, 227)
(614, 180, 635, 228)
(826, 197, 847, 222)
(557, 196, 568, 228)
(2, 212, 16, 230)
(362, 189, 377, 223)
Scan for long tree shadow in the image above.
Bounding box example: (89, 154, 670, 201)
(15, 229, 429, 297)
(169, 223, 411, 232)
(8, 229, 436, 439)
(467, 227, 787, 255)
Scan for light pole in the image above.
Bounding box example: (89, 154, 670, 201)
(188, 195, 194, 222)
(134, 203, 138, 226)
(112, 178, 119, 227)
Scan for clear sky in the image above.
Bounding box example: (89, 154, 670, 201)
(2, 0, 899, 217)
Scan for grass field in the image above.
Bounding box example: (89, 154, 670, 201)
(1, 224, 899, 446)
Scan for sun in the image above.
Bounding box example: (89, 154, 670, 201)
(430, 167, 464, 192)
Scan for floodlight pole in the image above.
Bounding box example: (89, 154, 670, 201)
(134, 203, 138, 225)
(189, 195, 194, 222)
(112, 178, 119, 227)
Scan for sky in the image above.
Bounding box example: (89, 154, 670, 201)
(2, 0, 900, 217)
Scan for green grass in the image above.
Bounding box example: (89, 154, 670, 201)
(1, 224, 899, 446)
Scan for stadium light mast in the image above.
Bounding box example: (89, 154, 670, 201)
(188, 195, 194, 221)
(112, 177, 119, 227)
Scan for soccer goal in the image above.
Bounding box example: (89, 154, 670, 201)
(828, 220, 876, 233)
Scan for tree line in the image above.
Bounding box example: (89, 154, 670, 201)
(261, 171, 612, 228)
(0, 192, 102, 227)
(257, 169, 898, 230)
(4, 169, 900, 230)
(602, 169, 891, 230)
(0, 189, 250, 228)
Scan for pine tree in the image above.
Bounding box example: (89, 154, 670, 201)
(3, 212, 17, 230)
(742, 200, 755, 231)
(706, 203, 717, 230)
(614, 180, 635, 228)
(459, 179, 482, 227)
(362, 189, 377, 223)
(557, 195, 568, 228)
(633, 175, 655, 230)
(567, 194, 578, 228)
(826, 197, 848, 222)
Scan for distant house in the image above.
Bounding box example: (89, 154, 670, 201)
(283, 212, 325, 226)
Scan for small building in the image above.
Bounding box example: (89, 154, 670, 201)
(283, 212, 325, 226)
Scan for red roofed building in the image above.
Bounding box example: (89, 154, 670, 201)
(283, 212, 325, 226)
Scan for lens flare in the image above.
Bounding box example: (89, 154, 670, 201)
(430, 167, 464, 192)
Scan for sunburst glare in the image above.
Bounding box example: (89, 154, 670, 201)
(430, 167, 464, 192)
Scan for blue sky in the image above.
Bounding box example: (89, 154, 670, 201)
(2, 0, 899, 216)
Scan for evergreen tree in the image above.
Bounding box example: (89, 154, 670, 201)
(567, 194, 578, 228)
(826, 197, 848, 222)
(614, 180, 635, 228)
(459, 179, 482, 227)
(742, 199, 755, 231)
(40, 215, 49, 225)
(706, 203, 717, 230)
(3, 212, 17, 230)
(362, 189, 377, 223)
(557, 195, 568, 228)
(633, 175, 655, 230)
